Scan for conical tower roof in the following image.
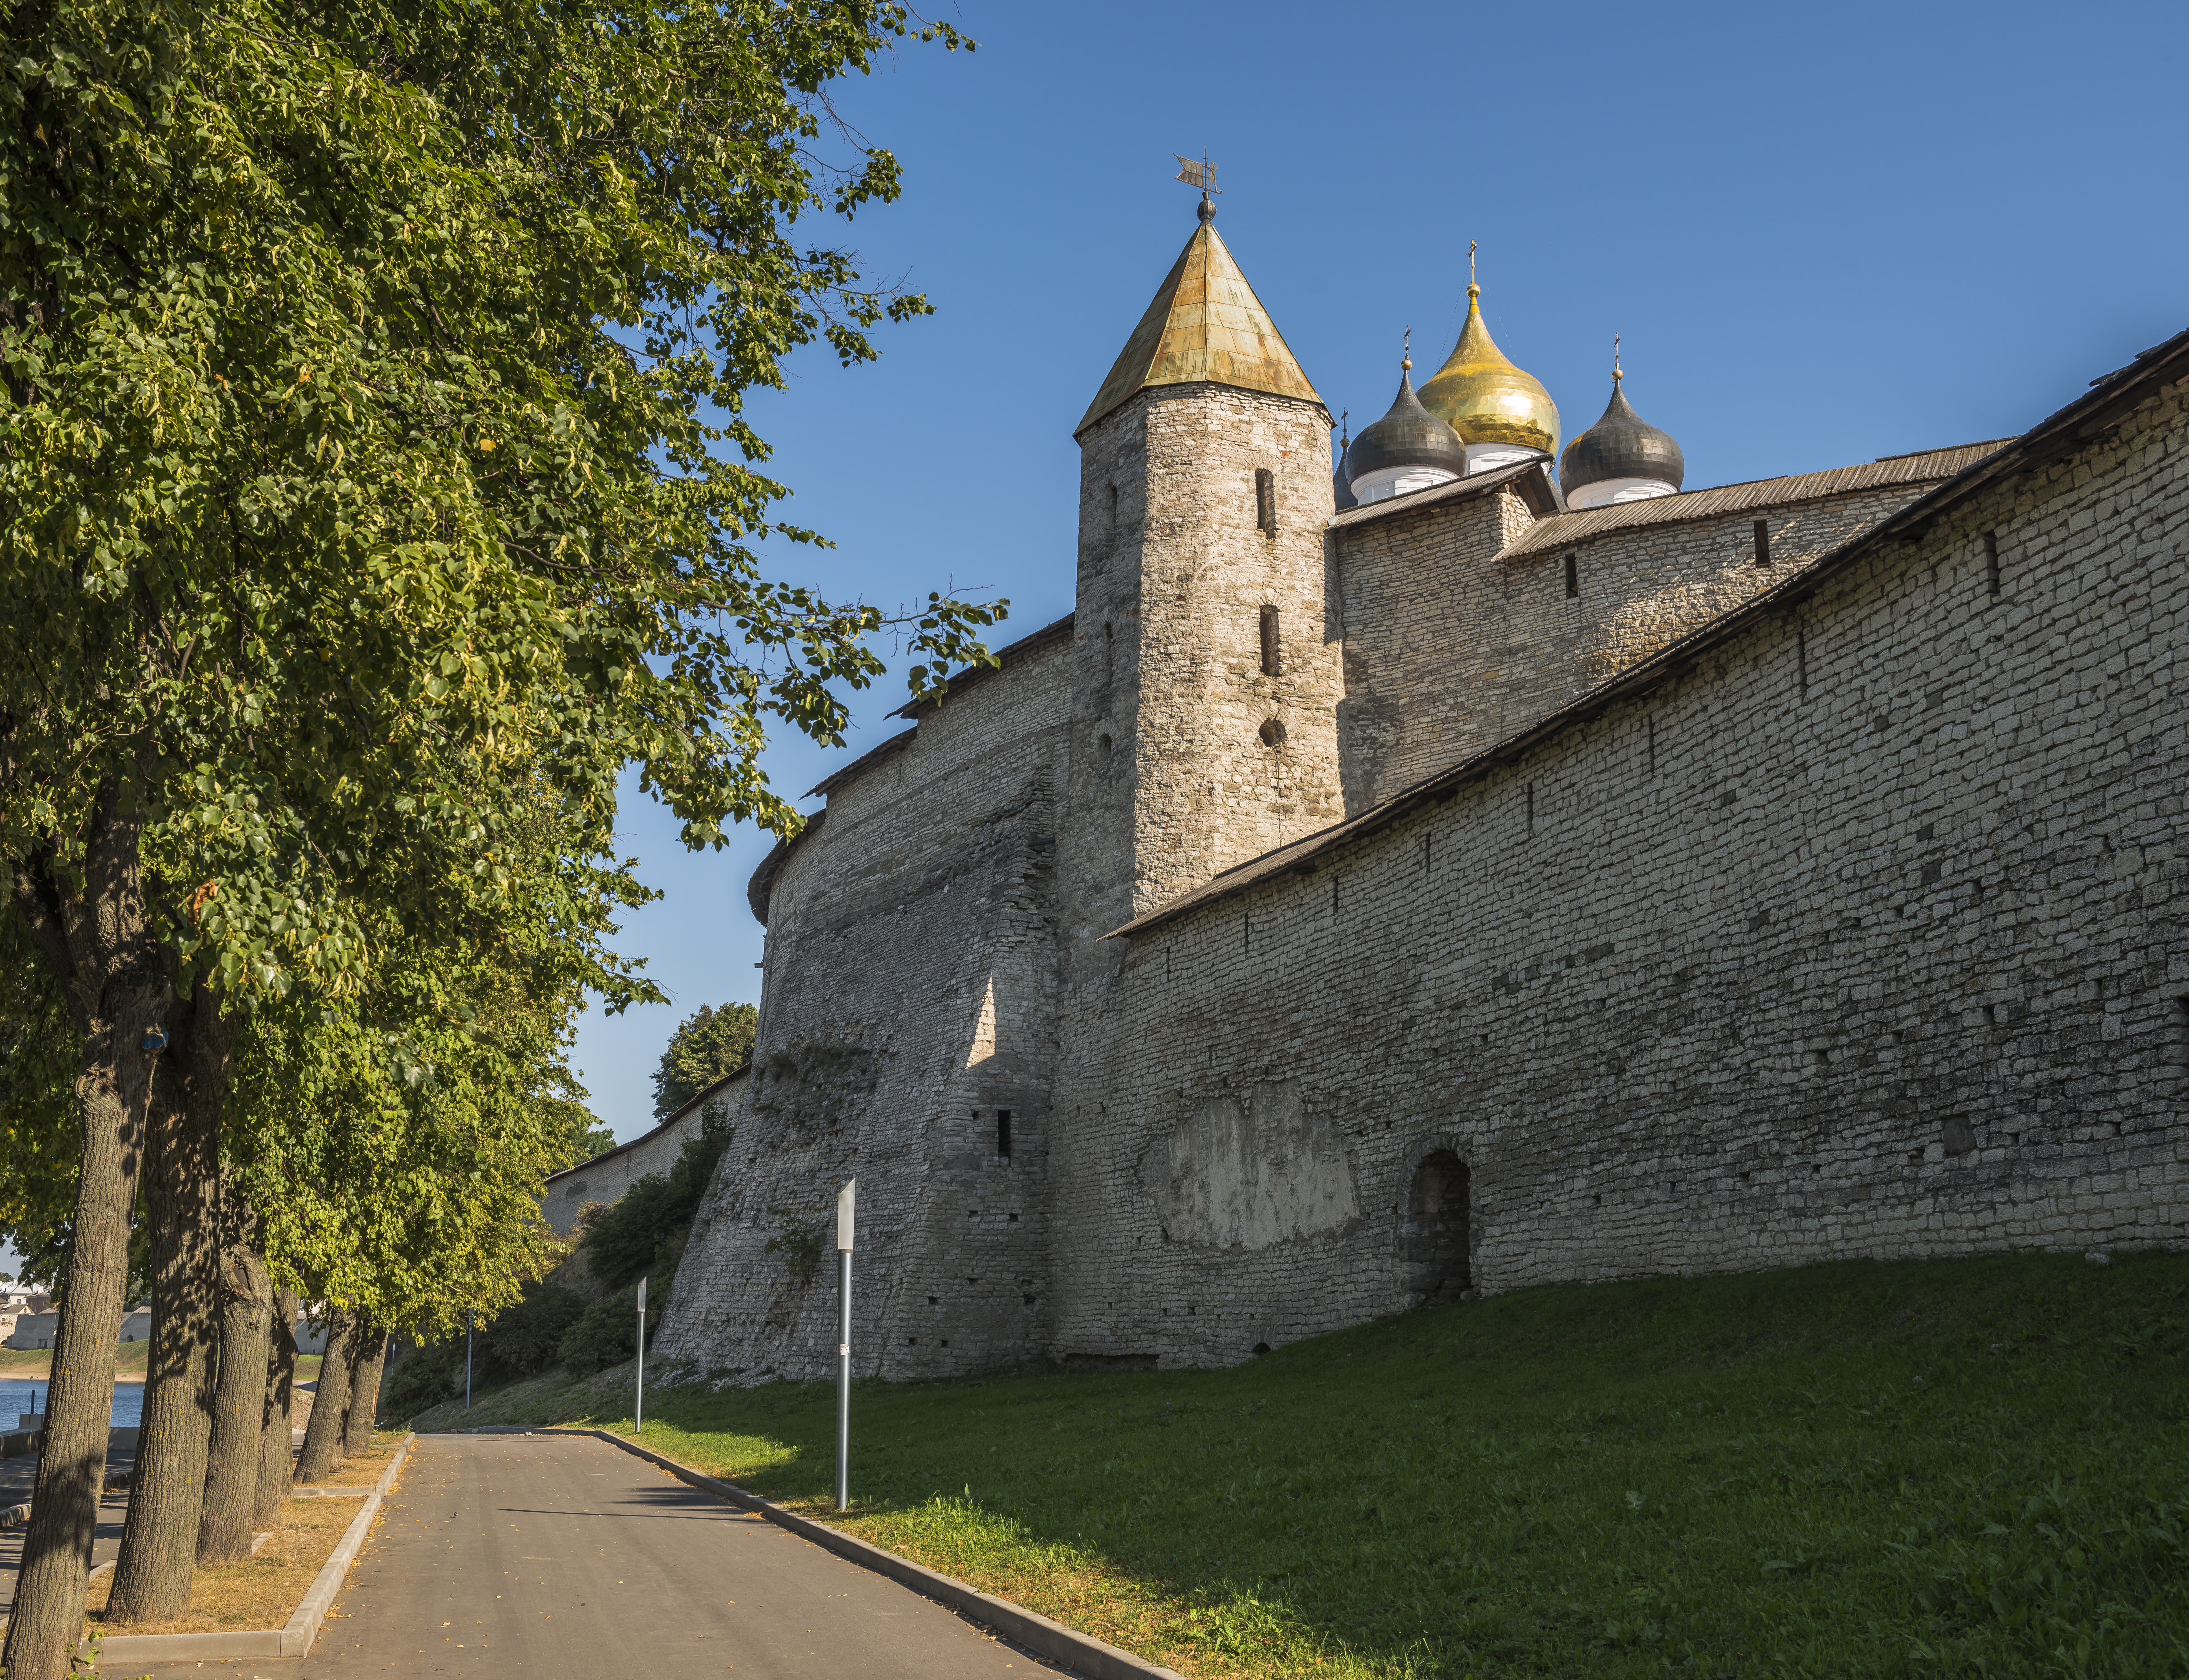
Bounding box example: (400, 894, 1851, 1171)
(1077, 209, 1323, 435)
(1418, 280, 1560, 459)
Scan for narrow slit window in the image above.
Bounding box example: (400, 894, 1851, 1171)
(1647, 714, 1657, 776)
(1255, 468, 1277, 536)
(1525, 782, 1536, 836)
(1564, 553, 1578, 598)
(1984, 530, 2001, 597)
(1259, 605, 1280, 676)
(997, 1109, 1012, 1160)
(1754, 520, 1771, 566)
(1797, 629, 1810, 699)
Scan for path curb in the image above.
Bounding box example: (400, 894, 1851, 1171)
(468, 1426, 1188, 1680)
(90, 1433, 413, 1664)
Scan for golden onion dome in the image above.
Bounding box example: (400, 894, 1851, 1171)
(1418, 281, 1561, 460)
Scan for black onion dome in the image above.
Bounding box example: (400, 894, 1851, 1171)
(1559, 379, 1685, 496)
(1344, 371, 1469, 487)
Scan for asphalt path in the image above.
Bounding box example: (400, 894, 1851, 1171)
(130, 1432, 1038, 1678)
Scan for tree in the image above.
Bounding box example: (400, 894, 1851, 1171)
(652, 1003, 760, 1121)
(1, 3, 992, 1669)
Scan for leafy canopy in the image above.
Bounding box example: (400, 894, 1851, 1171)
(652, 1001, 758, 1121)
(2, 0, 998, 1015)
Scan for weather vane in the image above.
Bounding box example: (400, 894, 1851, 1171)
(1175, 150, 1221, 219)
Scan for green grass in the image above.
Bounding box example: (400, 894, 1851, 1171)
(439, 1250, 2189, 1678)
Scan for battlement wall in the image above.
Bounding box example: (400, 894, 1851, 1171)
(1335, 468, 1962, 812)
(1047, 380, 2188, 1368)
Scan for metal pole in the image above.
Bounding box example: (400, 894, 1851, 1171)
(634, 1275, 647, 1433)
(465, 1309, 473, 1412)
(835, 1178, 855, 1512)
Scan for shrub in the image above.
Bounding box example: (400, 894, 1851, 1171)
(559, 1285, 640, 1373)
(480, 1284, 587, 1377)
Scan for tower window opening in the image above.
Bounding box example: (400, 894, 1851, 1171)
(1258, 718, 1286, 749)
(1102, 619, 1115, 686)
(1255, 468, 1277, 536)
(1647, 714, 1658, 776)
(1098, 732, 1113, 754)
(997, 1109, 1012, 1160)
(1259, 605, 1280, 675)
(1797, 629, 1810, 700)
(1525, 782, 1536, 836)
(1754, 519, 1771, 566)
(1563, 553, 1578, 598)
(1984, 530, 2001, 597)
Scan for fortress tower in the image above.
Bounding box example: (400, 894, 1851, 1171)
(1061, 196, 1342, 961)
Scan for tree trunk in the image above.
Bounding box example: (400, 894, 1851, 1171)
(252, 1287, 300, 1528)
(342, 1322, 389, 1458)
(2, 787, 170, 1680)
(107, 987, 229, 1625)
(294, 1308, 353, 1484)
(196, 1237, 271, 1563)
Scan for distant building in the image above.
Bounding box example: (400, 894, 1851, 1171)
(4, 1305, 149, 1351)
(539, 1068, 744, 1235)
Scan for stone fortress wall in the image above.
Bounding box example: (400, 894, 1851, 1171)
(1048, 381, 2188, 1365)
(652, 624, 1076, 1381)
(655, 296, 2188, 1383)
(1332, 445, 2006, 813)
(541, 1072, 742, 1235)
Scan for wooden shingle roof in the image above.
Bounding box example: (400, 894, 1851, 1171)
(1498, 439, 2015, 560)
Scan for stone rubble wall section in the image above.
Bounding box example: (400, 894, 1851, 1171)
(651, 634, 1073, 1383)
(1046, 383, 2189, 1367)
(1337, 478, 1952, 813)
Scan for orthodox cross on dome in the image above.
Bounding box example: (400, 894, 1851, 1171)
(1403, 326, 1412, 371)
(1469, 239, 1478, 294)
(1614, 334, 1623, 382)
(1174, 151, 1221, 220)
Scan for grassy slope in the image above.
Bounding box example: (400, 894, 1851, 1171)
(427, 1251, 2189, 1679)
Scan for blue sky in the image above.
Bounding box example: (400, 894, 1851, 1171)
(570, 0, 2189, 1141)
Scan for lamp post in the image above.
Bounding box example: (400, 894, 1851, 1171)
(835, 1178, 855, 1512)
(634, 1275, 647, 1433)
(464, 1309, 473, 1413)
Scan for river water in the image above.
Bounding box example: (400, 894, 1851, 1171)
(0, 1379, 143, 1429)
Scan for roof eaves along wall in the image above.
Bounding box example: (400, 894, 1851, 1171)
(889, 611, 1076, 721)
(1498, 439, 2019, 561)
(1324, 458, 1554, 533)
(1106, 326, 2189, 943)
(542, 1065, 750, 1191)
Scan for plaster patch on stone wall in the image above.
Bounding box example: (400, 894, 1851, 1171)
(1153, 1079, 1361, 1250)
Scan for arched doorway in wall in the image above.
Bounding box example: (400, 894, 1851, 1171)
(1400, 1149, 1471, 1307)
